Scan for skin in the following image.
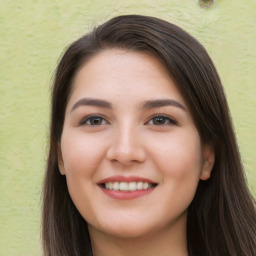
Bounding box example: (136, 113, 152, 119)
(58, 49, 215, 256)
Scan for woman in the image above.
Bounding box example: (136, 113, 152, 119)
(42, 15, 256, 256)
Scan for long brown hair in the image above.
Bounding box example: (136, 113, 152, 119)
(42, 15, 256, 256)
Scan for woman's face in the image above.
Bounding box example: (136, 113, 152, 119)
(58, 49, 214, 240)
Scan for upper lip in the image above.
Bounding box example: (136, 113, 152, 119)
(97, 175, 157, 184)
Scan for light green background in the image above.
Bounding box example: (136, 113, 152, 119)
(0, 0, 255, 255)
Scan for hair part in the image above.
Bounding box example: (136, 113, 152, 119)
(42, 15, 256, 256)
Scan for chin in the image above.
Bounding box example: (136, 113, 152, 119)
(89, 216, 167, 240)
(110, 226, 150, 238)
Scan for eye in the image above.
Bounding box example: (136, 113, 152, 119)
(147, 115, 178, 126)
(80, 115, 108, 126)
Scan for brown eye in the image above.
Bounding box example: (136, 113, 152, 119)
(147, 115, 178, 126)
(81, 116, 108, 126)
(152, 116, 167, 125)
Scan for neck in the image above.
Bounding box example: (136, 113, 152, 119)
(88, 214, 188, 256)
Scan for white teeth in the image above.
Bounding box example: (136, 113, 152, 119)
(113, 182, 119, 190)
(119, 182, 129, 191)
(104, 181, 155, 191)
(128, 182, 137, 191)
(108, 182, 113, 190)
(137, 181, 143, 190)
(105, 182, 113, 190)
(143, 182, 149, 189)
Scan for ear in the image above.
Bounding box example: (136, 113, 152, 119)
(200, 144, 215, 180)
(57, 143, 66, 175)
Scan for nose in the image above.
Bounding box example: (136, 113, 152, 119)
(106, 125, 146, 166)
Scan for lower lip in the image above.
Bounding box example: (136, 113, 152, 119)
(99, 186, 155, 200)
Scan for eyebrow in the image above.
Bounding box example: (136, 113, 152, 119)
(71, 98, 186, 112)
(142, 99, 186, 111)
(71, 98, 112, 112)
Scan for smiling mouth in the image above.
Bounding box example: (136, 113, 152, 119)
(100, 181, 158, 191)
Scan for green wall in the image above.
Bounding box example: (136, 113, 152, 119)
(0, 0, 255, 255)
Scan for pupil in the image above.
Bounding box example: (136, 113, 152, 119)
(92, 117, 102, 125)
(154, 117, 165, 125)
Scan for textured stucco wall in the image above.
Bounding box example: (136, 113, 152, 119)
(0, 0, 255, 255)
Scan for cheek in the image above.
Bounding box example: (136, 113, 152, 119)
(60, 131, 106, 218)
(61, 131, 106, 176)
(60, 131, 106, 201)
(149, 128, 203, 184)
(152, 131, 203, 214)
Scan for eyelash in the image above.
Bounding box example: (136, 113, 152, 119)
(146, 115, 178, 126)
(80, 115, 109, 126)
(80, 114, 178, 126)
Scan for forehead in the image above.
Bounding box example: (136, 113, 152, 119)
(67, 49, 187, 110)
